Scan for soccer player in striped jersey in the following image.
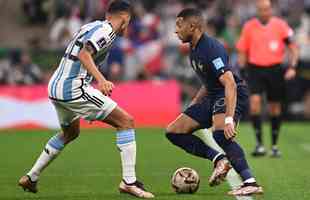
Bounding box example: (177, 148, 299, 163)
(18, 1, 154, 198)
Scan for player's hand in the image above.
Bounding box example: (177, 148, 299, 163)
(224, 117, 236, 139)
(224, 123, 236, 139)
(98, 80, 114, 96)
(284, 68, 296, 80)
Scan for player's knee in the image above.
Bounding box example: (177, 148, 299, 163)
(118, 114, 135, 130)
(166, 124, 178, 134)
(250, 96, 261, 114)
(165, 124, 179, 143)
(166, 126, 173, 134)
(250, 103, 261, 114)
(268, 103, 281, 115)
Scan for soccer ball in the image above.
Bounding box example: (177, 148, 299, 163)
(171, 167, 200, 194)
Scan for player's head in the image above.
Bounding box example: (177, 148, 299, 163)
(175, 8, 204, 43)
(106, 0, 132, 35)
(256, 0, 272, 22)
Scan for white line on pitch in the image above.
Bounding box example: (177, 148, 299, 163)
(198, 129, 254, 200)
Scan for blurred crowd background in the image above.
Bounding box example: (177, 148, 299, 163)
(0, 0, 310, 120)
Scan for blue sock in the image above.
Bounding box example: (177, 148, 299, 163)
(166, 132, 223, 162)
(213, 130, 253, 181)
(116, 129, 136, 146)
(47, 133, 65, 151)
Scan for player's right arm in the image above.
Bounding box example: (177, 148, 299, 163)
(237, 52, 247, 69)
(236, 22, 250, 69)
(188, 86, 207, 107)
(78, 42, 114, 96)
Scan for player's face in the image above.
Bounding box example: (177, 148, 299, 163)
(119, 12, 131, 36)
(257, 0, 272, 22)
(175, 17, 193, 43)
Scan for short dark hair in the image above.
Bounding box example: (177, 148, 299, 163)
(177, 8, 202, 19)
(107, 0, 131, 14)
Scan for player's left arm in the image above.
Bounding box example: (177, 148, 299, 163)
(285, 41, 299, 80)
(219, 71, 237, 139)
(283, 22, 299, 80)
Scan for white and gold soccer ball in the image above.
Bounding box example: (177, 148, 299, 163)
(171, 167, 200, 194)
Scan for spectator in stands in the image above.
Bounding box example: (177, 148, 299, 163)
(100, 39, 125, 82)
(49, 5, 82, 49)
(22, 0, 48, 24)
(80, 0, 108, 21)
(0, 58, 10, 85)
(127, 2, 165, 80)
(7, 51, 43, 85)
(295, 8, 310, 118)
(166, 43, 200, 107)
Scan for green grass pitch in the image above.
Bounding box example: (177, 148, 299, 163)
(1, 123, 310, 200)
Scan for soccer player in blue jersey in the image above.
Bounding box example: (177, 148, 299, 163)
(165, 8, 263, 196)
(18, 1, 154, 198)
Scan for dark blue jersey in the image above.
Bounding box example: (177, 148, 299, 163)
(189, 34, 242, 97)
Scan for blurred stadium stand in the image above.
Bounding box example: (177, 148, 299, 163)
(0, 0, 310, 123)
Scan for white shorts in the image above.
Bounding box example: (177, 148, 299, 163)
(51, 85, 117, 127)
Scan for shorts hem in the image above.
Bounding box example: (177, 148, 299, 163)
(96, 102, 118, 121)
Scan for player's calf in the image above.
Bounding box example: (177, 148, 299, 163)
(104, 106, 154, 196)
(213, 130, 263, 192)
(165, 132, 224, 162)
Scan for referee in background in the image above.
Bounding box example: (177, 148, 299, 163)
(236, 0, 299, 157)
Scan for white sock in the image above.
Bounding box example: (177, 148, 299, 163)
(27, 134, 64, 181)
(117, 129, 137, 184)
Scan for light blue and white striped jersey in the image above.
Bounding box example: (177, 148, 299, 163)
(48, 20, 116, 101)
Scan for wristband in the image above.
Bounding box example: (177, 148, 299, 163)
(225, 116, 234, 125)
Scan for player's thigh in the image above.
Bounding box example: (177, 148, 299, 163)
(103, 106, 134, 130)
(51, 100, 81, 143)
(72, 86, 118, 123)
(166, 113, 201, 134)
(268, 102, 282, 115)
(52, 100, 80, 131)
(212, 98, 226, 130)
(167, 97, 213, 134)
(266, 67, 285, 103)
(212, 89, 247, 130)
(246, 67, 264, 97)
(212, 113, 225, 130)
(61, 118, 81, 144)
(213, 113, 242, 132)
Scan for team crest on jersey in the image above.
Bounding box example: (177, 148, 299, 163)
(212, 57, 225, 70)
(191, 59, 204, 71)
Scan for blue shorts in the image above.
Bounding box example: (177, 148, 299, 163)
(184, 85, 249, 129)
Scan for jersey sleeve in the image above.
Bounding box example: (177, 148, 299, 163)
(85, 25, 115, 53)
(280, 20, 294, 42)
(210, 56, 230, 79)
(236, 23, 250, 53)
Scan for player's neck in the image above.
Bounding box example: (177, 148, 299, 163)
(258, 16, 272, 25)
(191, 32, 204, 49)
(106, 16, 123, 34)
